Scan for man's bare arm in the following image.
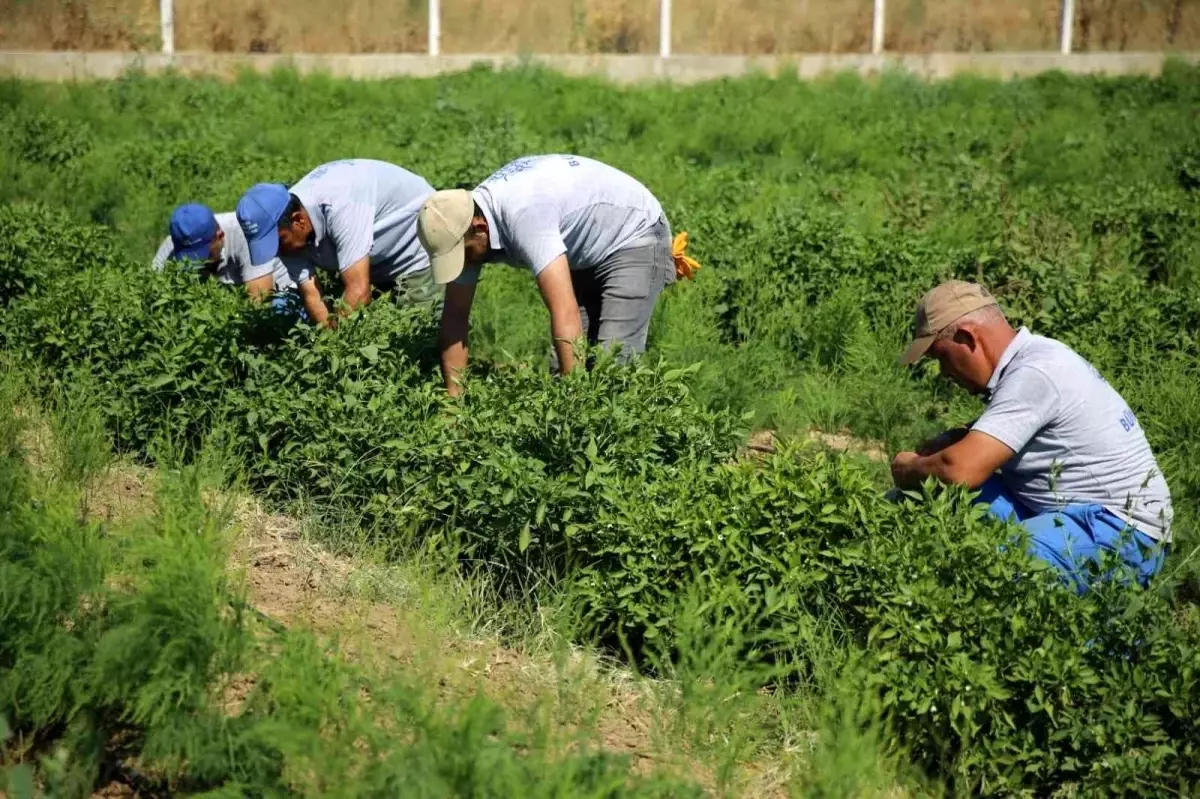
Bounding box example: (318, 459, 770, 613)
(244, 274, 274, 304)
(439, 281, 476, 397)
(891, 430, 1014, 490)
(535, 255, 583, 376)
(298, 278, 331, 328)
(340, 257, 372, 313)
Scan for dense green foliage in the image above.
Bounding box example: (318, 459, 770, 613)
(0, 379, 698, 797)
(2, 64, 1200, 795)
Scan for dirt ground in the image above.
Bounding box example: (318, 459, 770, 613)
(745, 428, 889, 463)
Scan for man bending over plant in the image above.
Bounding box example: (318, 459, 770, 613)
(236, 159, 438, 327)
(152, 203, 295, 302)
(416, 154, 699, 397)
(890, 280, 1173, 593)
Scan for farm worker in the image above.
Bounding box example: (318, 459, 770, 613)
(890, 280, 1173, 593)
(235, 159, 437, 328)
(416, 154, 698, 396)
(152, 203, 295, 302)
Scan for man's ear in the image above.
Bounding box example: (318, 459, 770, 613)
(952, 325, 979, 351)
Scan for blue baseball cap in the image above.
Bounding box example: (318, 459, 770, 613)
(236, 183, 292, 266)
(168, 203, 220, 263)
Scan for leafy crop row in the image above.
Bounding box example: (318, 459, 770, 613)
(5, 199, 1200, 795)
(2, 65, 1200, 795)
(0, 376, 697, 797)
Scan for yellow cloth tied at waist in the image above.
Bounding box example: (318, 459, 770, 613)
(672, 231, 701, 281)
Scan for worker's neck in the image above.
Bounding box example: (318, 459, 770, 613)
(982, 323, 1019, 377)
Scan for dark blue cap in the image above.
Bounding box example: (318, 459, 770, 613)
(168, 203, 219, 263)
(237, 183, 292, 266)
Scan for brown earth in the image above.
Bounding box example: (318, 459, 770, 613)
(1, 0, 1196, 54)
(745, 428, 889, 463)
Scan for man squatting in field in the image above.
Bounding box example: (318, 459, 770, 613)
(152, 202, 296, 301)
(416, 154, 698, 396)
(236, 159, 438, 327)
(891, 280, 1173, 593)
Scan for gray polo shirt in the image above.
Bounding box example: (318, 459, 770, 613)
(152, 212, 294, 289)
(281, 159, 433, 287)
(455, 154, 664, 285)
(972, 328, 1173, 541)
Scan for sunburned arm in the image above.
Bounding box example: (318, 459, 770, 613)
(244, 274, 274, 304)
(298, 277, 331, 328)
(535, 255, 582, 376)
(891, 430, 1014, 490)
(439, 281, 476, 397)
(340, 257, 372, 314)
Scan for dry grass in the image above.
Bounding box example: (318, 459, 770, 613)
(1, 0, 1197, 53)
(744, 428, 889, 462)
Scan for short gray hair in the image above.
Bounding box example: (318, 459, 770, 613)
(935, 303, 1008, 341)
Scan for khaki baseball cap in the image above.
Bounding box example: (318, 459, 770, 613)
(899, 280, 999, 365)
(418, 190, 475, 284)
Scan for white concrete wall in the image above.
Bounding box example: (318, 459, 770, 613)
(0, 51, 1196, 84)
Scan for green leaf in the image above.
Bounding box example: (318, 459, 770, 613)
(4, 764, 34, 799)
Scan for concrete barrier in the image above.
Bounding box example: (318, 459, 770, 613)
(0, 50, 1196, 84)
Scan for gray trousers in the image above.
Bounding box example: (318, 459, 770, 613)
(550, 218, 676, 371)
(374, 269, 443, 310)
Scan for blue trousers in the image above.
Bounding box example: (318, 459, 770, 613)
(976, 476, 1166, 594)
(270, 292, 310, 322)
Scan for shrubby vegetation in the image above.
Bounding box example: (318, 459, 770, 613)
(2, 64, 1199, 795)
(0, 376, 699, 797)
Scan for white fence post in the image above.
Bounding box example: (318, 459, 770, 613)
(1059, 0, 1075, 54)
(659, 0, 671, 58)
(429, 0, 441, 56)
(160, 0, 174, 55)
(871, 0, 885, 55)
